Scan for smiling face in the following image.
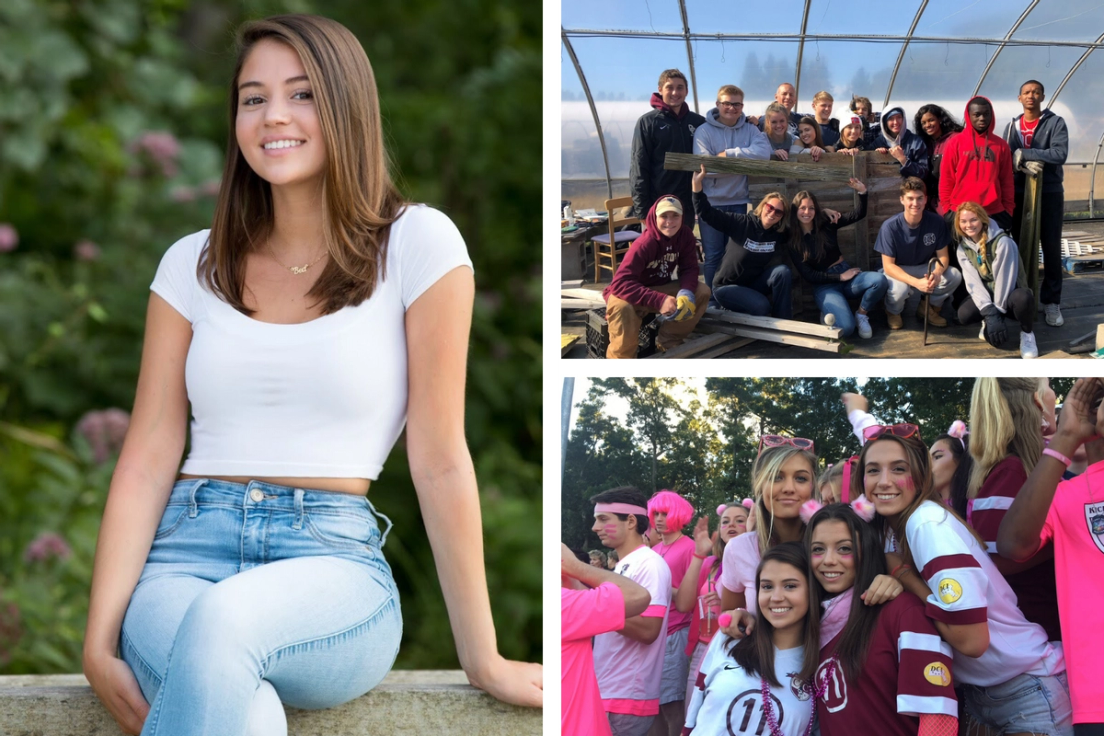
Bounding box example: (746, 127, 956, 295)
(863, 440, 918, 521)
(758, 560, 809, 632)
(656, 210, 683, 238)
(798, 122, 817, 146)
(767, 111, 789, 138)
(776, 84, 796, 110)
(929, 439, 958, 496)
(810, 520, 857, 594)
(717, 94, 744, 126)
(758, 197, 786, 229)
(720, 507, 748, 540)
(901, 189, 927, 219)
(957, 208, 985, 240)
(235, 39, 327, 191)
(796, 197, 817, 226)
(765, 454, 815, 519)
(885, 113, 903, 136)
(659, 77, 687, 111)
(813, 99, 832, 122)
(841, 124, 862, 146)
(920, 111, 942, 139)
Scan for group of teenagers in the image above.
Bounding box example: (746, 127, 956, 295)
(562, 376, 1104, 736)
(603, 69, 1068, 359)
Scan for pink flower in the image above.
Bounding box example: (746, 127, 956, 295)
(129, 131, 181, 177)
(0, 223, 18, 252)
(23, 532, 72, 563)
(73, 240, 101, 262)
(76, 408, 130, 463)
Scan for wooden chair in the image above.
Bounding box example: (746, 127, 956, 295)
(591, 196, 641, 282)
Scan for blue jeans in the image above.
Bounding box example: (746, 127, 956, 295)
(699, 202, 747, 301)
(121, 479, 402, 736)
(960, 671, 1073, 736)
(811, 263, 889, 338)
(712, 264, 793, 319)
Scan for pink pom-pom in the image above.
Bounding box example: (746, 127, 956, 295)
(741, 498, 754, 509)
(716, 504, 727, 516)
(850, 495, 876, 522)
(799, 499, 824, 525)
(947, 419, 969, 439)
(718, 613, 733, 628)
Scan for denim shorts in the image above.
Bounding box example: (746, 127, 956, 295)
(121, 478, 403, 735)
(960, 671, 1073, 736)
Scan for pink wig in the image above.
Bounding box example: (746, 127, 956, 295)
(647, 490, 694, 531)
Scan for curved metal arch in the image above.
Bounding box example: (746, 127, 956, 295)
(793, 0, 814, 104)
(972, 0, 1039, 97)
(1090, 126, 1104, 218)
(882, 0, 931, 109)
(561, 31, 613, 200)
(1048, 30, 1104, 108)
(678, 0, 700, 113)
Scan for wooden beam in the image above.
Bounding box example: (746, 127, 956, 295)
(663, 152, 855, 183)
(643, 333, 732, 359)
(695, 336, 756, 358)
(703, 307, 842, 338)
(699, 319, 843, 353)
(562, 298, 599, 310)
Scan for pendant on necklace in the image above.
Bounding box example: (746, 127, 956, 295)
(290, 264, 310, 275)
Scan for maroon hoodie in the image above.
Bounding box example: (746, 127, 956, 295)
(937, 96, 1015, 216)
(602, 196, 700, 311)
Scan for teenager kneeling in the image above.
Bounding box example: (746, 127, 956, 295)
(953, 202, 1037, 359)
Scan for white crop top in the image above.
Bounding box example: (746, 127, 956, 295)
(150, 205, 473, 480)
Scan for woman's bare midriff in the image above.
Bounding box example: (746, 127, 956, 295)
(178, 474, 370, 496)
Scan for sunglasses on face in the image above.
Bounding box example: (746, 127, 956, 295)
(761, 202, 784, 217)
(757, 435, 815, 455)
(862, 423, 922, 442)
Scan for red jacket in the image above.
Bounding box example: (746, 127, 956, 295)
(938, 96, 1015, 217)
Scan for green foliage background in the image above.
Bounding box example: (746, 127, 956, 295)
(0, 0, 541, 672)
(562, 377, 1076, 550)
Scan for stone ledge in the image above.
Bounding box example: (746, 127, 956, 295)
(0, 671, 541, 735)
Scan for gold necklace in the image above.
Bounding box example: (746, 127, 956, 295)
(269, 248, 327, 275)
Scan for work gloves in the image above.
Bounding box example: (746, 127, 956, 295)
(980, 305, 1008, 348)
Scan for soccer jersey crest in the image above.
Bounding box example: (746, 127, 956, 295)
(1084, 501, 1104, 554)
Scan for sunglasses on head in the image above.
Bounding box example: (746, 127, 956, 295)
(761, 202, 784, 217)
(862, 423, 922, 442)
(757, 435, 815, 455)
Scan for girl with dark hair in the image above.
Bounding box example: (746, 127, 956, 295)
(790, 116, 827, 161)
(966, 378, 1061, 642)
(83, 15, 539, 736)
(804, 504, 958, 736)
(928, 420, 970, 513)
(787, 179, 887, 339)
(913, 105, 962, 212)
(858, 427, 1072, 736)
(684, 543, 822, 736)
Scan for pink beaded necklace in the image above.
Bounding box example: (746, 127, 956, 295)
(760, 659, 834, 736)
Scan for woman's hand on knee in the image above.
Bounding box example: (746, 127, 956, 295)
(467, 654, 543, 708)
(84, 654, 149, 735)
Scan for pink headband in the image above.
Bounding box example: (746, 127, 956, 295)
(595, 503, 648, 517)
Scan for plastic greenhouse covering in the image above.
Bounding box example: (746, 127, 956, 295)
(561, 0, 1104, 217)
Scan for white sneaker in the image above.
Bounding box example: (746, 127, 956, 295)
(1020, 330, 1039, 359)
(855, 311, 872, 339)
(1045, 303, 1064, 327)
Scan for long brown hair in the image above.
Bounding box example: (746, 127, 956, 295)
(788, 190, 829, 262)
(203, 14, 407, 315)
(729, 542, 820, 688)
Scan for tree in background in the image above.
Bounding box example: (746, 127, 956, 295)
(0, 0, 540, 673)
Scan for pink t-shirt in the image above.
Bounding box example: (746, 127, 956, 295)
(1039, 459, 1104, 724)
(593, 545, 671, 716)
(720, 532, 762, 615)
(562, 583, 624, 736)
(652, 534, 695, 633)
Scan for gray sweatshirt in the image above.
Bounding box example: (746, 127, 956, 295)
(693, 109, 771, 206)
(957, 222, 1026, 313)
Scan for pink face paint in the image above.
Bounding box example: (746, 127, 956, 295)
(603, 524, 618, 537)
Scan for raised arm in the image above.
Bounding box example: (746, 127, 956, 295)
(405, 266, 541, 708)
(561, 544, 649, 619)
(674, 517, 714, 614)
(999, 377, 1102, 561)
(83, 294, 192, 735)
